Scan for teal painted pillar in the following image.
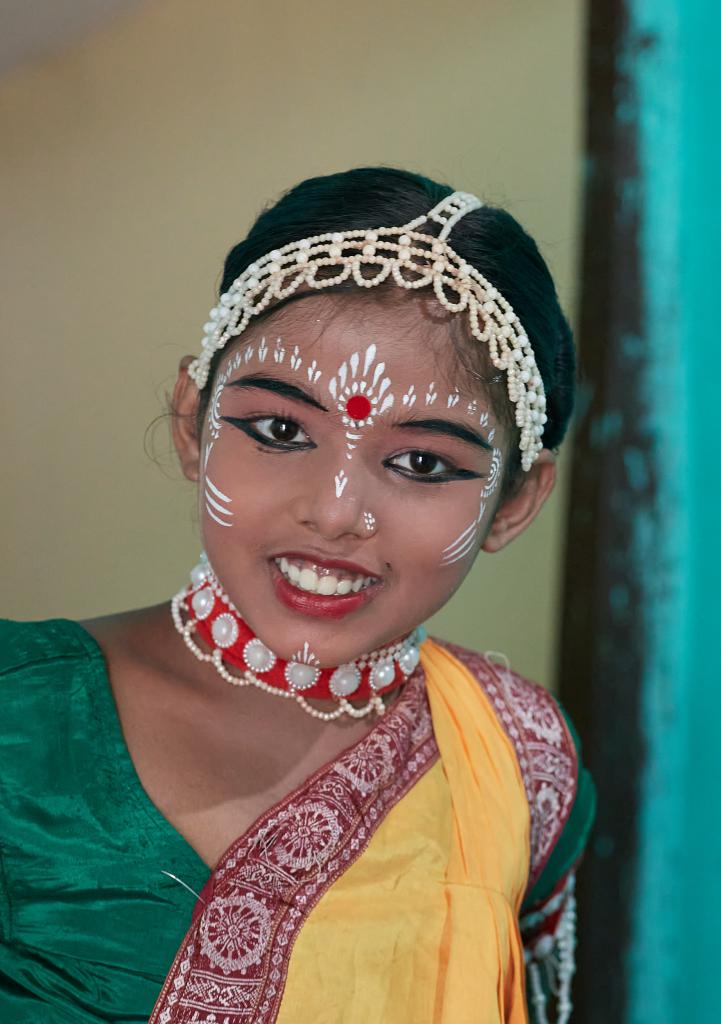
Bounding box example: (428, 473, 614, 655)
(558, 1, 721, 1019)
(629, 0, 721, 1019)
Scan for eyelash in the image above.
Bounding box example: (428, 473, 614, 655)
(222, 414, 481, 484)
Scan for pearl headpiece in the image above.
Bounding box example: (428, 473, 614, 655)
(190, 191, 547, 470)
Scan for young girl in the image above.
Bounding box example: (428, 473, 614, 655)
(0, 168, 595, 1024)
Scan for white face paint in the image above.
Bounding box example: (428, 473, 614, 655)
(401, 385, 417, 408)
(291, 641, 320, 666)
(203, 354, 240, 527)
(439, 446, 503, 566)
(328, 343, 395, 462)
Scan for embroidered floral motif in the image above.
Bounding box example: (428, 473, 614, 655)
(441, 642, 577, 889)
(255, 801, 342, 872)
(334, 733, 395, 796)
(200, 894, 272, 975)
(150, 671, 437, 1024)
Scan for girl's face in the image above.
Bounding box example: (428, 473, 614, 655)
(175, 294, 546, 667)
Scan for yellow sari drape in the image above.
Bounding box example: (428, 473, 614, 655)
(276, 639, 531, 1023)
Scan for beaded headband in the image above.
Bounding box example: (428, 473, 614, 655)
(190, 191, 547, 470)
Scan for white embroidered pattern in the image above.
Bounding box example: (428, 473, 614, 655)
(200, 894, 272, 975)
(442, 641, 577, 885)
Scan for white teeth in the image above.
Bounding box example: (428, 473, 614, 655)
(298, 568, 318, 591)
(274, 557, 376, 596)
(317, 575, 338, 595)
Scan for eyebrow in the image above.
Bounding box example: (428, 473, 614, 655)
(395, 417, 493, 452)
(225, 374, 328, 412)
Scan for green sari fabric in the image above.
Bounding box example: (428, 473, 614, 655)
(0, 619, 210, 1022)
(0, 618, 593, 1022)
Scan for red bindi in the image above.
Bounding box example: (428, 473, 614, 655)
(345, 395, 372, 421)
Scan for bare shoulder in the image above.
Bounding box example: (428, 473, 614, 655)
(432, 636, 579, 887)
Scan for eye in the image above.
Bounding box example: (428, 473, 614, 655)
(389, 451, 451, 477)
(253, 416, 309, 445)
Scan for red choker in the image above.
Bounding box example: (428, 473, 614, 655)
(171, 559, 423, 718)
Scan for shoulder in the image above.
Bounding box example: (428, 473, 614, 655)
(0, 617, 98, 679)
(433, 637, 582, 890)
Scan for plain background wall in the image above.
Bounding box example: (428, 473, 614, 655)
(0, 0, 585, 689)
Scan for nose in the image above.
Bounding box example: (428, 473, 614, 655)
(294, 463, 371, 542)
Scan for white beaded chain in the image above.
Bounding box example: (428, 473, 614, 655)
(171, 587, 413, 722)
(190, 191, 547, 470)
(524, 876, 577, 1024)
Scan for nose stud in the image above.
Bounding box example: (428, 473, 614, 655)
(363, 511, 376, 535)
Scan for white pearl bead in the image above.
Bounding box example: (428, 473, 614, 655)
(285, 662, 319, 691)
(398, 645, 420, 677)
(243, 638, 276, 673)
(534, 934, 555, 958)
(190, 563, 208, 588)
(370, 659, 395, 691)
(329, 665, 361, 697)
(211, 613, 239, 648)
(191, 587, 214, 620)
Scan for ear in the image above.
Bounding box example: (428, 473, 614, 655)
(481, 449, 557, 553)
(171, 356, 203, 483)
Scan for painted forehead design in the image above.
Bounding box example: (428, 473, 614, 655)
(221, 336, 499, 428)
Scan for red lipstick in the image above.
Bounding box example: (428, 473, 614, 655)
(269, 560, 380, 620)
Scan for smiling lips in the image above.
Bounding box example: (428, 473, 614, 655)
(270, 554, 381, 619)
(274, 556, 377, 596)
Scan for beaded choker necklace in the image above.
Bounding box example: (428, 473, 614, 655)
(171, 554, 424, 721)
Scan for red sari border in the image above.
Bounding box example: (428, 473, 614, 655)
(149, 670, 438, 1024)
(440, 641, 577, 889)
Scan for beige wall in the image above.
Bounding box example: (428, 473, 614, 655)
(0, 0, 584, 689)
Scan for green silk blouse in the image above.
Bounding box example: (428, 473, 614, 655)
(0, 618, 593, 1023)
(0, 618, 210, 1022)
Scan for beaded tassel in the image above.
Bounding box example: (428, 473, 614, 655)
(525, 880, 577, 1024)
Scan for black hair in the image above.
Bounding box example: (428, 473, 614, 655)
(197, 167, 576, 483)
